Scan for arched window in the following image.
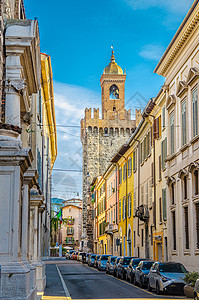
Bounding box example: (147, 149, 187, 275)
(109, 128, 114, 135)
(194, 170, 199, 195)
(94, 127, 98, 134)
(109, 84, 119, 99)
(104, 127, 108, 135)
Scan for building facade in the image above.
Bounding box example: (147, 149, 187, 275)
(81, 51, 136, 251)
(0, 1, 57, 299)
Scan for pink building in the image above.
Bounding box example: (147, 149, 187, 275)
(61, 199, 82, 250)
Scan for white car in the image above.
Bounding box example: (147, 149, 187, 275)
(148, 262, 187, 295)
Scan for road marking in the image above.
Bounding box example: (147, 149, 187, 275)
(42, 297, 71, 300)
(56, 264, 71, 298)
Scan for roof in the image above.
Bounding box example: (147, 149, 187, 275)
(104, 50, 123, 75)
(154, 0, 199, 76)
(111, 144, 130, 163)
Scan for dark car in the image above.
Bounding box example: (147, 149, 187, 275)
(134, 260, 155, 287)
(148, 262, 188, 295)
(116, 257, 135, 280)
(98, 255, 111, 271)
(127, 258, 147, 282)
(86, 253, 91, 264)
(88, 254, 96, 267)
(113, 256, 121, 276)
(94, 255, 101, 268)
(106, 256, 117, 274)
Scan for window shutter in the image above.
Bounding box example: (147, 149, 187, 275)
(151, 162, 154, 185)
(162, 189, 167, 221)
(161, 141, 163, 170)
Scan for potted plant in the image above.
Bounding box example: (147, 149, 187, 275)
(184, 271, 199, 298)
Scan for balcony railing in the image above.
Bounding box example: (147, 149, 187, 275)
(105, 223, 118, 233)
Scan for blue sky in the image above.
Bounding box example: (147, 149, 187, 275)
(25, 0, 193, 202)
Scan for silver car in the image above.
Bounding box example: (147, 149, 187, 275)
(194, 279, 199, 300)
(148, 262, 187, 295)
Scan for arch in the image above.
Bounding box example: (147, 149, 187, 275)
(109, 127, 114, 135)
(120, 128, 124, 136)
(94, 126, 98, 134)
(104, 127, 108, 135)
(109, 84, 119, 99)
(88, 126, 92, 133)
(126, 128, 130, 135)
(99, 127, 103, 135)
(115, 128, 119, 136)
(127, 225, 132, 256)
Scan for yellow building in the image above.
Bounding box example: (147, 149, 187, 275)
(111, 144, 134, 256)
(95, 176, 107, 254)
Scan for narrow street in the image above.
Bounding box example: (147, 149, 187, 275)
(43, 260, 190, 300)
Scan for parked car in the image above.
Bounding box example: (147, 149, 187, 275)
(106, 256, 117, 274)
(194, 278, 199, 300)
(88, 254, 96, 267)
(116, 257, 134, 280)
(127, 258, 147, 283)
(86, 253, 91, 264)
(98, 255, 111, 271)
(71, 251, 77, 260)
(148, 262, 187, 295)
(134, 260, 154, 287)
(66, 250, 75, 259)
(94, 255, 101, 268)
(77, 252, 83, 261)
(113, 256, 121, 276)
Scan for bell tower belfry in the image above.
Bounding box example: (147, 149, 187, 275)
(100, 50, 126, 117)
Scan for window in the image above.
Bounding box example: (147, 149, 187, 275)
(194, 170, 199, 195)
(159, 198, 162, 223)
(104, 127, 108, 135)
(123, 163, 127, 181)
(161, 138, 167, 170)
(133, 149, 137, 172)
(183, 176, 188, 200)
(119, 200, 121, 222)
(154, 116, 161, 139)
(123, 197, 126, 220)
(171, 183, 175, 205)
(119, 168, 122, 185)
(159, 155, 162, 180)
(151, 162, 154, 185)
(134, 191, 136, 215)
(134, 231, 136, 247)
(172, 211, 176, 250)
(162, 106, 166, 129)
(162, 188, 167, 221)
(128, 158, 132, 177)
(109, 84, 119, 99)
(181, 99, 187, 146)
(141, 186, 144, 204)
(149, 180, 152, 207)
(150, 225, 153, 246)
(67, 227, 74, 235)
(128, 194, 131, 218)
(184, 207, 189, 249)
(192, 88, 198, 137)
(141, 229, 144, 247)
(196, 204, 199, 249)
(145, 182, 148, 205)
(170, 112, 175, 154)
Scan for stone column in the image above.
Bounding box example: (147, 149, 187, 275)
(22, 169, 38, 298)
(30, 193, 46, 293)
(0, 146, 36, 300)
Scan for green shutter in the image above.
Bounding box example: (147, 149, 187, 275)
(162, 189, 167, 221)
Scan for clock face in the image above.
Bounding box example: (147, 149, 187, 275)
(109, 84, 119, 99)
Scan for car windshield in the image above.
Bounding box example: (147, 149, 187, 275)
(101, 256, 109, 261)
(142, 262, 154, 270)
(123, 258, 131, 265)
(111, 257, 116, 263)
(159, 263, 187, 273)
(132, 259, 142, 267)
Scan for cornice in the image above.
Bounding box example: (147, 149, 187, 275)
(154, 0, 199, 76)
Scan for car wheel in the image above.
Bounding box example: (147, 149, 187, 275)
(140, 277, 144, 288)
(122, 272, 125, 280)
(148, 281, 152, 291)
(116, 270, 120, 278)
(156, 282, 161, 295)
(126, 274, 129, 282)
(130, 274, 134, 283)
(134, 275, 137, 286)
(194, 293, 198, 300)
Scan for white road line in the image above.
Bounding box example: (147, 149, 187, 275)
(56, 264, 71, 298)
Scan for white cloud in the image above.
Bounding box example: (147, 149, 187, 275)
(123, 0, 193, 14)
(52, 82, 100, 200)
(139, 44, 165, 61)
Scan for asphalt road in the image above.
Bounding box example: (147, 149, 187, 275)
(44, 260, 189, 300)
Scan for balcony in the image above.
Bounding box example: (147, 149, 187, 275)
(105, 223, 118, 233)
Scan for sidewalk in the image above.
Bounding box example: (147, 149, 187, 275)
(38, 259, 71, 300)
